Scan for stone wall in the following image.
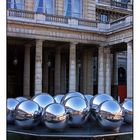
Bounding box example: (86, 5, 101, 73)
(56, 0, 64, 16)
(25, 0, 34, 11)
(83, 0, 96, 20)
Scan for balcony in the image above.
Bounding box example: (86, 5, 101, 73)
(97, 0, 132, 11)
(7, 9, 132, 33)
(7, 9, 98, 31)
(109, 16, 132, 31)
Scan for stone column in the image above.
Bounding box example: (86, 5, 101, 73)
(98, 46, 105, 93)
(105, 48, 111, 95)
(55, 47, 61, 94)
(69, 42, 77, 92)
(83, 50, 93, 94)
(42, 48, 48, 92)
(23, 44, 31, 97)
(35, 40, 43, 94)
(61, 53, 67, 93)
(127, 41, 133, 98)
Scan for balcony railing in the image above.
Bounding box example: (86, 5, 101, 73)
(45, 14, 68, 24)
(7, 9, 98, 29)
(8, 9, 35, 19)
(109, 16, 132, 30)
(97, 0, 132, 10)
(7, 9, 132, 32)
(78, 19, 97, 28)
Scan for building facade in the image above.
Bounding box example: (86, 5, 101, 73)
(7, 0, 133, 102)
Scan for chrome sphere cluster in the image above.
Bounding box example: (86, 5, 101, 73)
(7, 93, 133, 131)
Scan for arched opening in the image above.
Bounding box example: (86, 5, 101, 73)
(118, 67, 127, 102)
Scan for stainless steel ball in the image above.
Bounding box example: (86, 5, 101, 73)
(16, 97, 28, 102)
(54, 95, 64, 104)
(122, 99, 133, 124)
(84, 94, 94, 120)
(7, 98, 19, 124)
(61, 92, 85, 104)
(90, 94, 114, 120)
(85, 94, 94, 108)
(64, 96, 89, 127)
(96, 100, 123, 130)
(32, 93, 55, 109)
(90, 94, 114, 110)
(15, 100, 42, 129)
(43, 103, 68, 130)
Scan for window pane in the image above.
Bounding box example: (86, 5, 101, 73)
(45, 0, 54, 14)
(35, 0, 43, 13)
(73, 0, 81, 18)
(7, 0, 11, 9)
(15, 0, 24, 10)
(64, 0, 72, 17)
(100, 14, 108, 23)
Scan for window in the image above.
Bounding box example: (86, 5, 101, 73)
(7, 0, 24, 9)
(7, 0, 12, 9)
(64, 0, 82, 18)
(45, 0, 54, 14)
(35, 0, 55, 14)
(100, 14, 108, 23)
(64, 0, 72, 17)
(35, 0, 43, 13)
(121, 0, 129, 3)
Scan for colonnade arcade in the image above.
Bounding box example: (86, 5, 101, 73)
(7, 37, 133, 101)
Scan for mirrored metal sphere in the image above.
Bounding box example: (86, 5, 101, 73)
(90, 94, 114, 110)
(54, 95, 64, 104)
(61, 92, 85, 104)
(96, 100, 123, 130)
(85, 94, 94, 108)
(32, 93, 55, 109)
(84, 95, 94, 120)
(122, 99, 133, 124)
(7, 98, 19, 124)
(15, 100, 42, 129)
(16, 97, 28, 102)
(43, 103, 68, 130)
(64, 96, 89, 127)
(90, 94, 114, 120)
